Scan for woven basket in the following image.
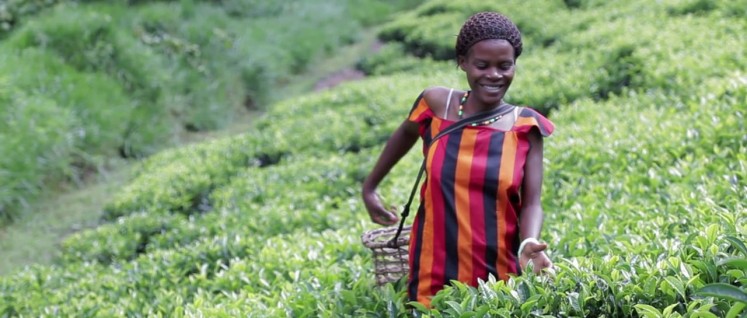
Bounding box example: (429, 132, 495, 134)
(361, 225, 412, 286)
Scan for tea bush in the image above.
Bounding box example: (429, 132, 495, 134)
(356, 42, 451, 76)
(101, 72, 463, 222)
(378, 0, 575, 60)
(377, 0, 747, 115)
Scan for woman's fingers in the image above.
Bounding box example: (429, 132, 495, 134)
(372, 208, 399, 225)
(532, 253, 553, 274)
(362, 191, 399, 226)
(520, 242, 553, 275)
(525, 241, 548, 254)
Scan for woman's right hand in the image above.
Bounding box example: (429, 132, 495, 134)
(362, 190, 399, 226)
(360, 119, 420, 226)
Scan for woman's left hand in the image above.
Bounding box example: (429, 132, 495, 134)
(519, 241, 554, 275)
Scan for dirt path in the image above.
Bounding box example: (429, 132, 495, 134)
(313, 68, 367, 91)
(312, 39, 383, 91)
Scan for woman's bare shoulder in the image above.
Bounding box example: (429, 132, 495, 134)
(422, 86, 464, 116)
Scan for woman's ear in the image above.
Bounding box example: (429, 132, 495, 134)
(457, 55, 467, 71)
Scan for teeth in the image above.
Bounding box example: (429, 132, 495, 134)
(482, 85, 501, 91)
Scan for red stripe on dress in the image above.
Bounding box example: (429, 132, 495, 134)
(496, 133, 518, 280)
(427, 132, 448, 297)
(468, 130, 490, 284)
(416, 119, 448, 303)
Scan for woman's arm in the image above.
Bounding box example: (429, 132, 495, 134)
(518, 128, 553, 273)
(362, 119, 420, 225)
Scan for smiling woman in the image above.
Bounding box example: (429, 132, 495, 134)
(362, 11, 555, 308)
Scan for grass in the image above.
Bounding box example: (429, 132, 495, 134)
(0, 159, 132, 275)
(0, 29, 377, 276)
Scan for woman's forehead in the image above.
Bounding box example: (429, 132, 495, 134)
(468, 39, 515, 59)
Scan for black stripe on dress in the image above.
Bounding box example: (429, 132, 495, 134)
(442, 129, 462, 284)
(482, 132, 504, 277)
(408, 203, 426, 301)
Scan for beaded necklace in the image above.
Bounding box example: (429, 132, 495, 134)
(458, 90, 513, 127)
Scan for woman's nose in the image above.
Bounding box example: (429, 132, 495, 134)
(486, 68, 502, 79)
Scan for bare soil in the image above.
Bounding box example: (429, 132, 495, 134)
(312, 39, 383, 91)
(313, 67, 367, 91)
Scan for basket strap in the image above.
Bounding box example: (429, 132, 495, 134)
(386, 103, 515, 248)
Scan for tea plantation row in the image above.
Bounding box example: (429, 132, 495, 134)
(1, 0, 746, 316)
(0, 0, 420, 224)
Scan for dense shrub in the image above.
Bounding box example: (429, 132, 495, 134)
(0, 46, 134, 221)
(0, 0, 61, 37)
(378, 0, 575, 60)
(0, 48, 132, 157)
(0, 78, 74, 222)
(6, 4, 174, 158)
(101, 134, 287, 220)
(356, 42, 451, 76)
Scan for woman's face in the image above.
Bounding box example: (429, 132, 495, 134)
(458, 39, 516, 108)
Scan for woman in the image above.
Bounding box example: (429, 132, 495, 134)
(362, 12, 554, 307)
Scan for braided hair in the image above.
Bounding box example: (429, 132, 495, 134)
(455, 12, 523, 62)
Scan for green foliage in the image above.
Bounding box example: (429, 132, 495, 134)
(102, 72, 456, 221)
(662, 0, 747, 17)
(0, 0, 62, 37)
(60, 212, 187, 264)
(102, 134, 286, 220)
(0, 0, 413, 223)
(128, 2, 244, 132)
(377, 0, 747, 115)
(357, 42, 451, 76)
(0, 47, 135, 221)
(378, 0, 573, 60)
(6, 4, 174, 158)
(1, 0, 746, 316)
(0, 48, 131, 156)
(0, 78, 75, 222)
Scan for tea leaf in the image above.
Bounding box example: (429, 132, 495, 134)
(696, 283, 747, 304)
(663, 276, 687, 301)
(725, 302, 746, 318)
(634, 304, 662, 318)
(719, 258, 747, 271)
(725, 236, 747, 256)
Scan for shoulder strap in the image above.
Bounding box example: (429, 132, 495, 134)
(443, 88, 454, 118)
(386, 104, 515, 248)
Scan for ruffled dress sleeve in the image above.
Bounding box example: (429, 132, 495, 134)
(513, 107, 555, 137)
(407, 91, 435, 138)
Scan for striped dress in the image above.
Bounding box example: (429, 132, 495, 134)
(406, 92, 554, 307)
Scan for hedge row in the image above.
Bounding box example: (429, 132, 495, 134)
(100, 72, 459, 221)
(375, 0, 747, 114)
(0, 0, 416, 223)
